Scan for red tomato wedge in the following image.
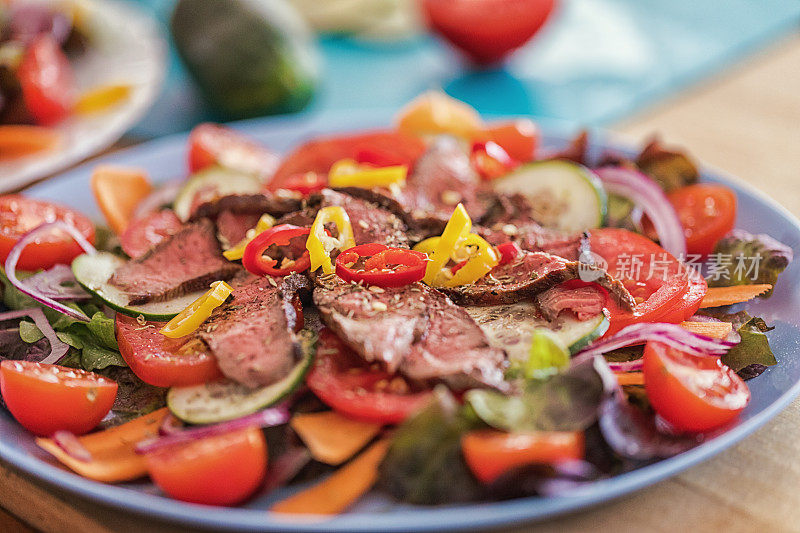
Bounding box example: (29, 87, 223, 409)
(306, 330, 433, 424)
(589, 228, 691, 335)
(115, 314, 222, 387)
(668, 184, 737, 256)
(144, 427, 267, 506)
(0, 195, 95, 271)
(188, 123, 279, 177)
(17, 35, 76, 125)
(0, 361, 117, 437)
(422, 0, 557, 64)
(643, 341, 749, 433)
(119, 209, 182, 259)
(268, 131, 426, 191)
(476, 119, 539, 162)
(462, 429, 584, 483)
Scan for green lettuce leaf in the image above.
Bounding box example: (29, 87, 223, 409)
(635, 139, 699, 192)
(98, 367, 167, 428)
(709, 230, 792, 295)
(722, 317, 777, 374)
(378, 387, 483, 505)
(18, 320, 44, 343)
(467, 358, 604, 432)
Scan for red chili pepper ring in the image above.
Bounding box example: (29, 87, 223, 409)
(335, 243, 428, 288)
(242, 224, 311, 277)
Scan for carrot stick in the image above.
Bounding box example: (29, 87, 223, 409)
(36, 408, 167, 483)
(614, 372, 645, 386)
(271, 439, 389, 515)
(679, 320, 733, 339)
(700, 284, 772, 308)
(0, 125, 61, 160)
(90, 165, 152, 234)
(290, 411, 382, 466)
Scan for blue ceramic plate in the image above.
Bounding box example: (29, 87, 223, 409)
(2, 111, 800, 532)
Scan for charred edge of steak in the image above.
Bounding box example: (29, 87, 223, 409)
(111, 219, 241, 305)
(189, 193, 302, 221)
(440, 252, 636, 311)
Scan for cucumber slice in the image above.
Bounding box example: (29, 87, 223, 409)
(493, 160, 607, 233)
(467, 302, 608, 362)
(173, 166, 263, 221)
(71, 252, 206, 321)
(167, 330, 316, 424)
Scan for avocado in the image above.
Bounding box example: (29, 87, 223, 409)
(170, 0, 319, 120)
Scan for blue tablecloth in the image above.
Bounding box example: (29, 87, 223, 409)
(130, 0, 800, 137)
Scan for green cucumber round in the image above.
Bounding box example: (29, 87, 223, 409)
(173, 166, 263, 221)
(167, 330, 317, 424)
(493, 160, 607, 233)
(71, 252, 206, 321)
(557, 312, 609, 355)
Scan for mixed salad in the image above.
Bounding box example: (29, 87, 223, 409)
(0, 1, 130, 160)
(0, 92, 793, 511)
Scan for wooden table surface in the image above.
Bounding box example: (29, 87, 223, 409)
(2, 34, 800, 533)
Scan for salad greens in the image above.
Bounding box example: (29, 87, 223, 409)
(710, 229, 793, 294)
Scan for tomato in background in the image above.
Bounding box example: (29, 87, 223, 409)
(188, 123, 279, 178)
(269, 131, 426, 191)
(0, 195, 95, 271)
(116, 313, 223, 387)
(643, 341, 749, 433)
(0, 361, 117, 437)
(422, 0, 557, 64)
(17, 35, 76, 125)
(668, 184, 736, 256)
(477, 119, 539, 162)
(144, 427, 267, 506)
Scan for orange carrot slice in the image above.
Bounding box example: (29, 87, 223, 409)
(0, 125, 61, 160)
(679, 320, 733, 339)
(290, 411, 381, 466)
(271, 439, 389, 515)
(36, 408, 167, 483)
(699, 284, 772, 308)
(614, 372, 645, 386)
(90, 165, 152, 234)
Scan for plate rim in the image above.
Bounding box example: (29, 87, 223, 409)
(3, 111, 800, 531)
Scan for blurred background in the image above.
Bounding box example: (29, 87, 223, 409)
(130, 0, 800, 137)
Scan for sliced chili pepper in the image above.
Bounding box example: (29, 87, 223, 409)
(423, 203, 472, 285)
(471, 140, 517, 180)
(335, 243, 428, 288)
(223, 214, 276, 261)
(328, 158, 407, 189)
(444, 233, 499, 287)
(496, 241, 522, 265)
(307, 206, 356, 275)
(242, 224, 312, 277)
(160, 281, 233, 338)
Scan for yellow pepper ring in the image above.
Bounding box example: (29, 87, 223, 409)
(307, 206, 356, 275)
(160, 281, 233, 338)
(328, 165, 408, 189)
(444, 234, 499, 287)
(423, 203, 472, 285)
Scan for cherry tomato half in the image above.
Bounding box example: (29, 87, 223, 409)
(306, 330, 433, 424)
(668, 184, 737, 256)
(0, 195, 96, 271)
(144, 427, 267, 506)
(188, 123, 279, 177)
(17, 35, 76, 125)
(643, 341, 749, 433)
(477, 119, 539, 162)
(116, 313, 222, 387)
(0, 361, 117, 437)
(462, 429, 584, 484)
(590, 228, 690, 335)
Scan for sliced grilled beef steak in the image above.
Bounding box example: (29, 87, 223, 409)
(189, 193, 301, 221)
(215, 210, 260, 248)
(440, 251, 635, 310)
(110, 219, 240, 305)
(197, 272, 311, 389)
(318, 189, 409, 247)
(313, 276, 507, 389)
(536, 285, 606, 321)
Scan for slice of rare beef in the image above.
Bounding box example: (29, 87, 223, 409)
(189, 193, 301, 221)
(215, 210, 261, 248)
(197, 272, 311, 389)
(313, 276, 507, 390)
(110, 219, 240, 305)
(536, 285, 606, 321)
(440, 251, 635, 310)
(318, 189, 409, 247)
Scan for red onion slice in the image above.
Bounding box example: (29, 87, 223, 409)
(52, 430, 93, 462)
(595, 167, 687, 258)
(135, 406, 290, 455)
(0, 308, 69, 364)
(607, 359, 644, 372)
(22, 264, 90, 301)
(4, 221, 97, 323)
(158, 412, 185, 436)
(573, 322, 735, 367)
